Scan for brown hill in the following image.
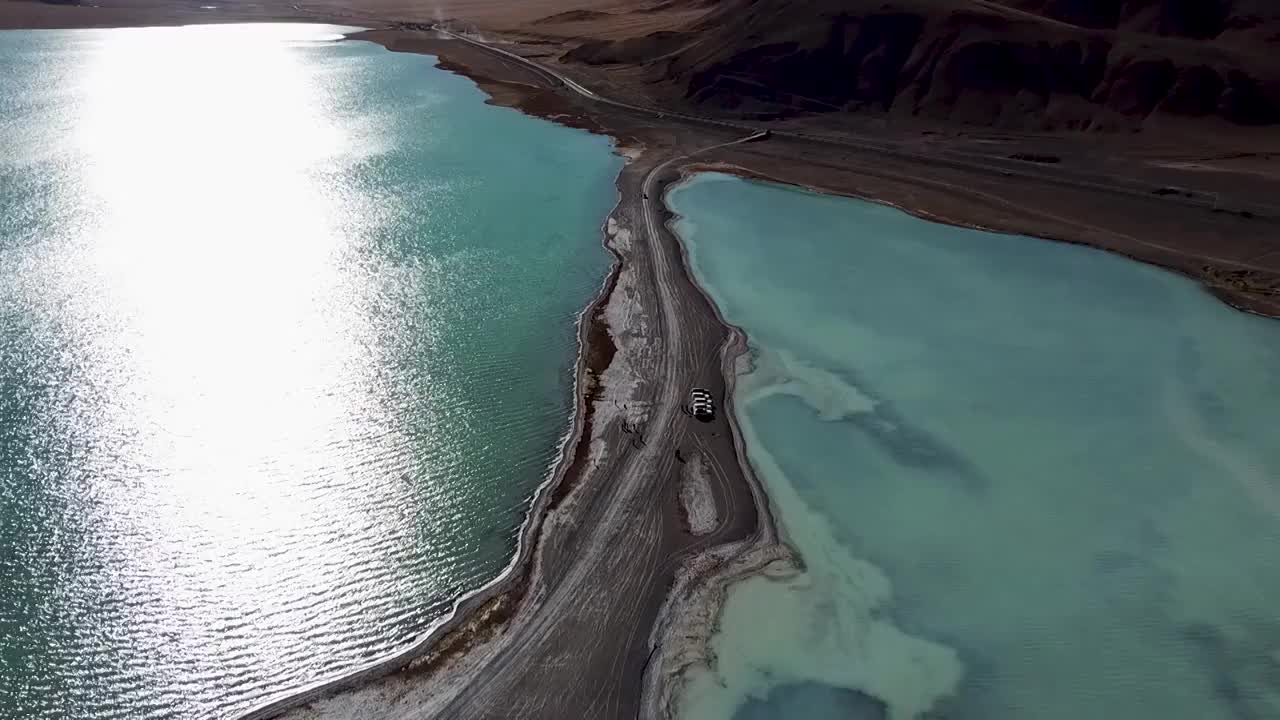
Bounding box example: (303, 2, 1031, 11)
(1005, 0, 1280, 44)
(6, 0, 1275, 134)
(553, 0, 1280, 132)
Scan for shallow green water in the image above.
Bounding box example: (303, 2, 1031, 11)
(670, 173, 1280, 720)
(0, 24, 619, 720)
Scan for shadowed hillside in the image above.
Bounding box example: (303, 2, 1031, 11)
(2, 0, 1276, 134)
(555, 0, 1280, 131)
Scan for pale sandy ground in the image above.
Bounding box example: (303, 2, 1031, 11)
(678, 454, 718, 536)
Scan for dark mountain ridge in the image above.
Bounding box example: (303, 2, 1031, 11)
(563, 0, 1280, 131)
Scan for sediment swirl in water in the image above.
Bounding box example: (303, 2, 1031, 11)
(671, 172, 1280, 720)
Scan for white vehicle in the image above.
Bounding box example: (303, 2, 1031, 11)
(689, 388, 714, 421)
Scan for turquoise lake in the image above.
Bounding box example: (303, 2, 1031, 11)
(0, 25, 619, 719)
(670, 173, 1280, 720)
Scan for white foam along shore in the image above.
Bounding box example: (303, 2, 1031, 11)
(638, 169, 791, 720)
(645, 169, 958, 720)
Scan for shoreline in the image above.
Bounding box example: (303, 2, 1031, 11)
(259, 31, 780, 720)
(242, 30, 778, 720)
(363, 26, 1279, 319)
(1, 13, 1277, 320)
(260, 26, 1280, 716)
(679, 159, 1280, 320)
(1, 17, 1277, 720)
(234, 74, 636, 719)
(637, 167, 789, 718)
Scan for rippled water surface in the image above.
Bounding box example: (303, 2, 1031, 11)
(671, 173, 1280, 720)
(0, 24, 619, 720)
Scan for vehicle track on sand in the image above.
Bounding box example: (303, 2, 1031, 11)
(246, 114, 767, 720)
(409, 138, 764, 720)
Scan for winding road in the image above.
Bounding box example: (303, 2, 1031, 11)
(434, 26, 1280, 222)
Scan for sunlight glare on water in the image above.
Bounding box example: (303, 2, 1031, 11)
(0, 24, 619, 720)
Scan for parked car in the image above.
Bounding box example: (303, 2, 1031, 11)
(689, 388, 714, 421)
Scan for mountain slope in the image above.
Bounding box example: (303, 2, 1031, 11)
(555, 0, 1280, 131)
